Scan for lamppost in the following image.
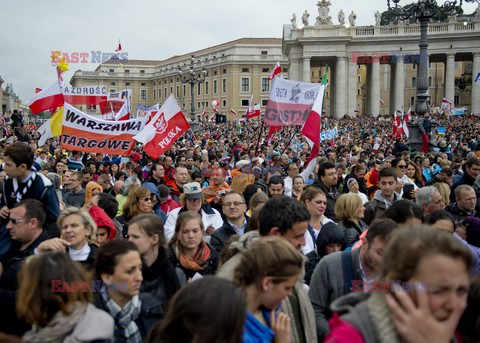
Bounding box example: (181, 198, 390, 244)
(178, 55, 207, 132)
(386, 0, 475, 150)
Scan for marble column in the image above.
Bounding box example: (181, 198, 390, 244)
(289, 58, 301, 82)
(395, 57, 405, 112)
(335, 56, 346, 117)
(303, 57, 311, 82)
(473, 53, 480, 114)
(444, 53, 455, 104)
(371, 61, 381, 117)
(390, 64, 396, 114)
(366, 64, 372, 115)
(348, 58, 357, 116)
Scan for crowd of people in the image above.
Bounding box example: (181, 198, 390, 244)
(0, 111, 479, 342)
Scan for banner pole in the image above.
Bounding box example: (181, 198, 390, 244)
(272, 126, 300, 168)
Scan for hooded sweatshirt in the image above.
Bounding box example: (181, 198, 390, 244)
(364, 190, 397, 225)
(89, 206, 116, 240)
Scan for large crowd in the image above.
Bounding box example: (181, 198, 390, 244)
(0, 110, 480, 342)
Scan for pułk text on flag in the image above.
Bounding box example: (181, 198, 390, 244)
(133, 95, 190, 160)
(268, 61, 282, 81)
(26, 80, 64, 114)
(264, 77, 322, 126)
(300, 68, 327, 164)
(62, 103, 148, 156)
(37, 106, 64, 146)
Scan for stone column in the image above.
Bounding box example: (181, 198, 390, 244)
(334, 56, 346, 117)
(348, 58, 357, 116)
(395, 57, 405, 112)
(366, 64, 372, 115)
(473, 53, 480, 114)
(390, 64, 396, 114)
(303, 57, 311, 82)
(371, 61, 381, 117)
(289, 58, 301, 82)
(444, 53, 455, 104)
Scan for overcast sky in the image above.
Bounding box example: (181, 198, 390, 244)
(1, 0, 477, 103)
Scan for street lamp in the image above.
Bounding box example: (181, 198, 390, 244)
(178, 55, 207, 132)
(387, 0, 467, 117)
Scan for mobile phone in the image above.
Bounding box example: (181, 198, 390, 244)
(403, 184, 414, 199)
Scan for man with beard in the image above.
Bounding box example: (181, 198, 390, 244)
(309, 219, 397, 340)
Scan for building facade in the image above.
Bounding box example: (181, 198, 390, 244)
(284, 1, 480, 117)
(70, 38, 288, 120)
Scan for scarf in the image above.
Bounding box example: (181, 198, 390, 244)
(101, 292, 142, 343)
(175, 241, 211, 271)
(143, 246, 181, 300)
(12, 170, 36, 202)
(23, 302, 88, 343)
(367, 293, 401, 343)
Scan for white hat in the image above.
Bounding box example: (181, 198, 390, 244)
(236, 160, 250, 169)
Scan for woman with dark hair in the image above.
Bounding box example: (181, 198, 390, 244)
(425, 209, 457, 234)
(382, 199, 423, 225)
(328, 227, 472, 342)
(94, 240, 164, 342)
(128, 214, 181, 303)
(168, 211, 218, 285)
(145, 277, 246, 343)
(18, 252, 113, 342)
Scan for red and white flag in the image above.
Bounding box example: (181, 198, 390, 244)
(115, 41, 122, 52)
(26, 80, 64, 114)
(401, 107, 410, 138)
(229, 108, 237, 115)
(208, 113, 216, 122)
(268, 61, 282, 81)
(380, 99, 385, 106)
(267, 125, 281, 143)
(246, 95, 261, 119)
(134, 95, 190, 160)
(201, 108, 206, 117)
(63, 85, 108, 106)
(264, 77, 321, 126)
(114, 100, 130, 121)
(300, 71, 327, 164)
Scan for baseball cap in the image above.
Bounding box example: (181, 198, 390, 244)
(183, 182, 203, 200)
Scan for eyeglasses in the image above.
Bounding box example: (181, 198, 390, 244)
(139, 196, 156, 203)
(222, 202, 246, 207)
(9, 217, 29, 225)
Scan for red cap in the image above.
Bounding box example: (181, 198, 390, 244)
(88, 206, 116, 240)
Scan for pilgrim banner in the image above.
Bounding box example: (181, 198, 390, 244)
(62, 85, 108, 105)
(264, 77, 321, 126)
(61, 103, 148, 155)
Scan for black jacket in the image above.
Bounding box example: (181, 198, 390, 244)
(337, 220, 368, 247)
(446, 203, 477, 223)
(94, 292, 164, 342)
(141, 246, 181, 304)
(313, 179, 339, 221)
(0, 229, 49, 335)
(66, 243, 97, 271)
(210, 216, 249, 254)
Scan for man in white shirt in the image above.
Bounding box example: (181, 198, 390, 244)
(284, 158, 317, 196)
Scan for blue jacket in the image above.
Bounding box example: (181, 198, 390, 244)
(243, 309, 275, 343)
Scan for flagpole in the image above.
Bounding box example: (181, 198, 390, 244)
(254, 120, 265, 156)
(272, 126, 300, 168)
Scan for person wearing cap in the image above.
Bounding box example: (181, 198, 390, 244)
(157, 184, 181, 215)
(284, 158, 317, 197)
(230, 159, 254, 193)
(164, 182, 223, 243)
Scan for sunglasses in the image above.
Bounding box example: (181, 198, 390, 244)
(9, 217, 29, 225)
(398, 165, 407, 169)
(139, 196, 156, 202)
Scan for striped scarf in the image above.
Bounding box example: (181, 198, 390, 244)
(101, 292, 142, 343)
(12, 170, 36, 202)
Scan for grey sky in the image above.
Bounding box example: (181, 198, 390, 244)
(1, 0, 477, 103)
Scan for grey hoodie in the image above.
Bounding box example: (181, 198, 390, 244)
(364, 190, 397, 225)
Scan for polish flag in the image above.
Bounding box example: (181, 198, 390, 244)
(401, 107, 409, 138)
(133, 95, 190, 160)
(115, 42, 122, 52)
(300, 68, 327, 164)
(27, 80, 64, 114)
(229, 108, 237, 115)
(380, 99, 385, 106)
(246, 95, 261, 119)
(208, 113, 216, 122)
(114, 100, 130, 121)
(268, 61, 282, 81)
(267, 126, 281, 143)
